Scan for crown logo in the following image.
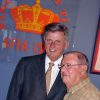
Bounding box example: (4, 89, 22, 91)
(10, 0, 60, 34)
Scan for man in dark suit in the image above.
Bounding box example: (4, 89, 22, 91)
(6, 22, 69, 100)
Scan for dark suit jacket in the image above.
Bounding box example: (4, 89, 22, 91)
(6, 53, 67, 100)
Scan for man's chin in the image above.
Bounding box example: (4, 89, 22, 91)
(48, 54, 56, 58)
(49, 57, 57, 61)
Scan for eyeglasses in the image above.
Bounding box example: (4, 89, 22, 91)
(58, 63, 87, 69)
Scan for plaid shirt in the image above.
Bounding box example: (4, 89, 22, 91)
(64, 78, 100, 100)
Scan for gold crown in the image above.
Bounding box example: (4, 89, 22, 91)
(10, 0, 60, 34)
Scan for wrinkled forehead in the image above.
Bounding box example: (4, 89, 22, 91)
(62, 54, 79, 63)
(45, 31, 66, 40)
(46, 31, 65, 36)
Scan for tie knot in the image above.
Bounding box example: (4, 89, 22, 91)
(47, 62, 54, 72)
(49, 62, 54, 67)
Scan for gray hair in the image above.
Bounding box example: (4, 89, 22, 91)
(43, 22, 69, 41)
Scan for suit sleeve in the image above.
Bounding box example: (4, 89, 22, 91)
(6, 58, 25, 100)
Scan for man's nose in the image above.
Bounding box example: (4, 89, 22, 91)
(61, 67, 70, 75)
(50, 41, 55, 47)
(61, 66, 67, 71)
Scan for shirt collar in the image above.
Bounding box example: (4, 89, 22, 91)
(45, 55, 63, 71)
(45, 55, 63, 65)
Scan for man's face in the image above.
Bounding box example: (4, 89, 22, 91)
(61, 54, 82, 88)
(44, 31, 68, 61)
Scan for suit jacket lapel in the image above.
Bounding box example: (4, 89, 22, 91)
(37, 54, 47, 94)
(47, 71, 66, 98)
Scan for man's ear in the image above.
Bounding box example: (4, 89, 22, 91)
(65, 41, 69, 49)
(82, 65, 87, 71)
(80, 65, 87, 75)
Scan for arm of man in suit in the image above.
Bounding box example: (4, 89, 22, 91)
(6, 58, 25, 100)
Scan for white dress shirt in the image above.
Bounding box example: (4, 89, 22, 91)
(45, 55, 63, 91)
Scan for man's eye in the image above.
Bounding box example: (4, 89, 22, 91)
(46, 40, 52, 43)
(55, 40, 61, 44)
(66, 63, 71, 67)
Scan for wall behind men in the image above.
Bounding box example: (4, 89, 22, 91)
(72, 0, 100, 89)
(0, 0, 100, 100)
